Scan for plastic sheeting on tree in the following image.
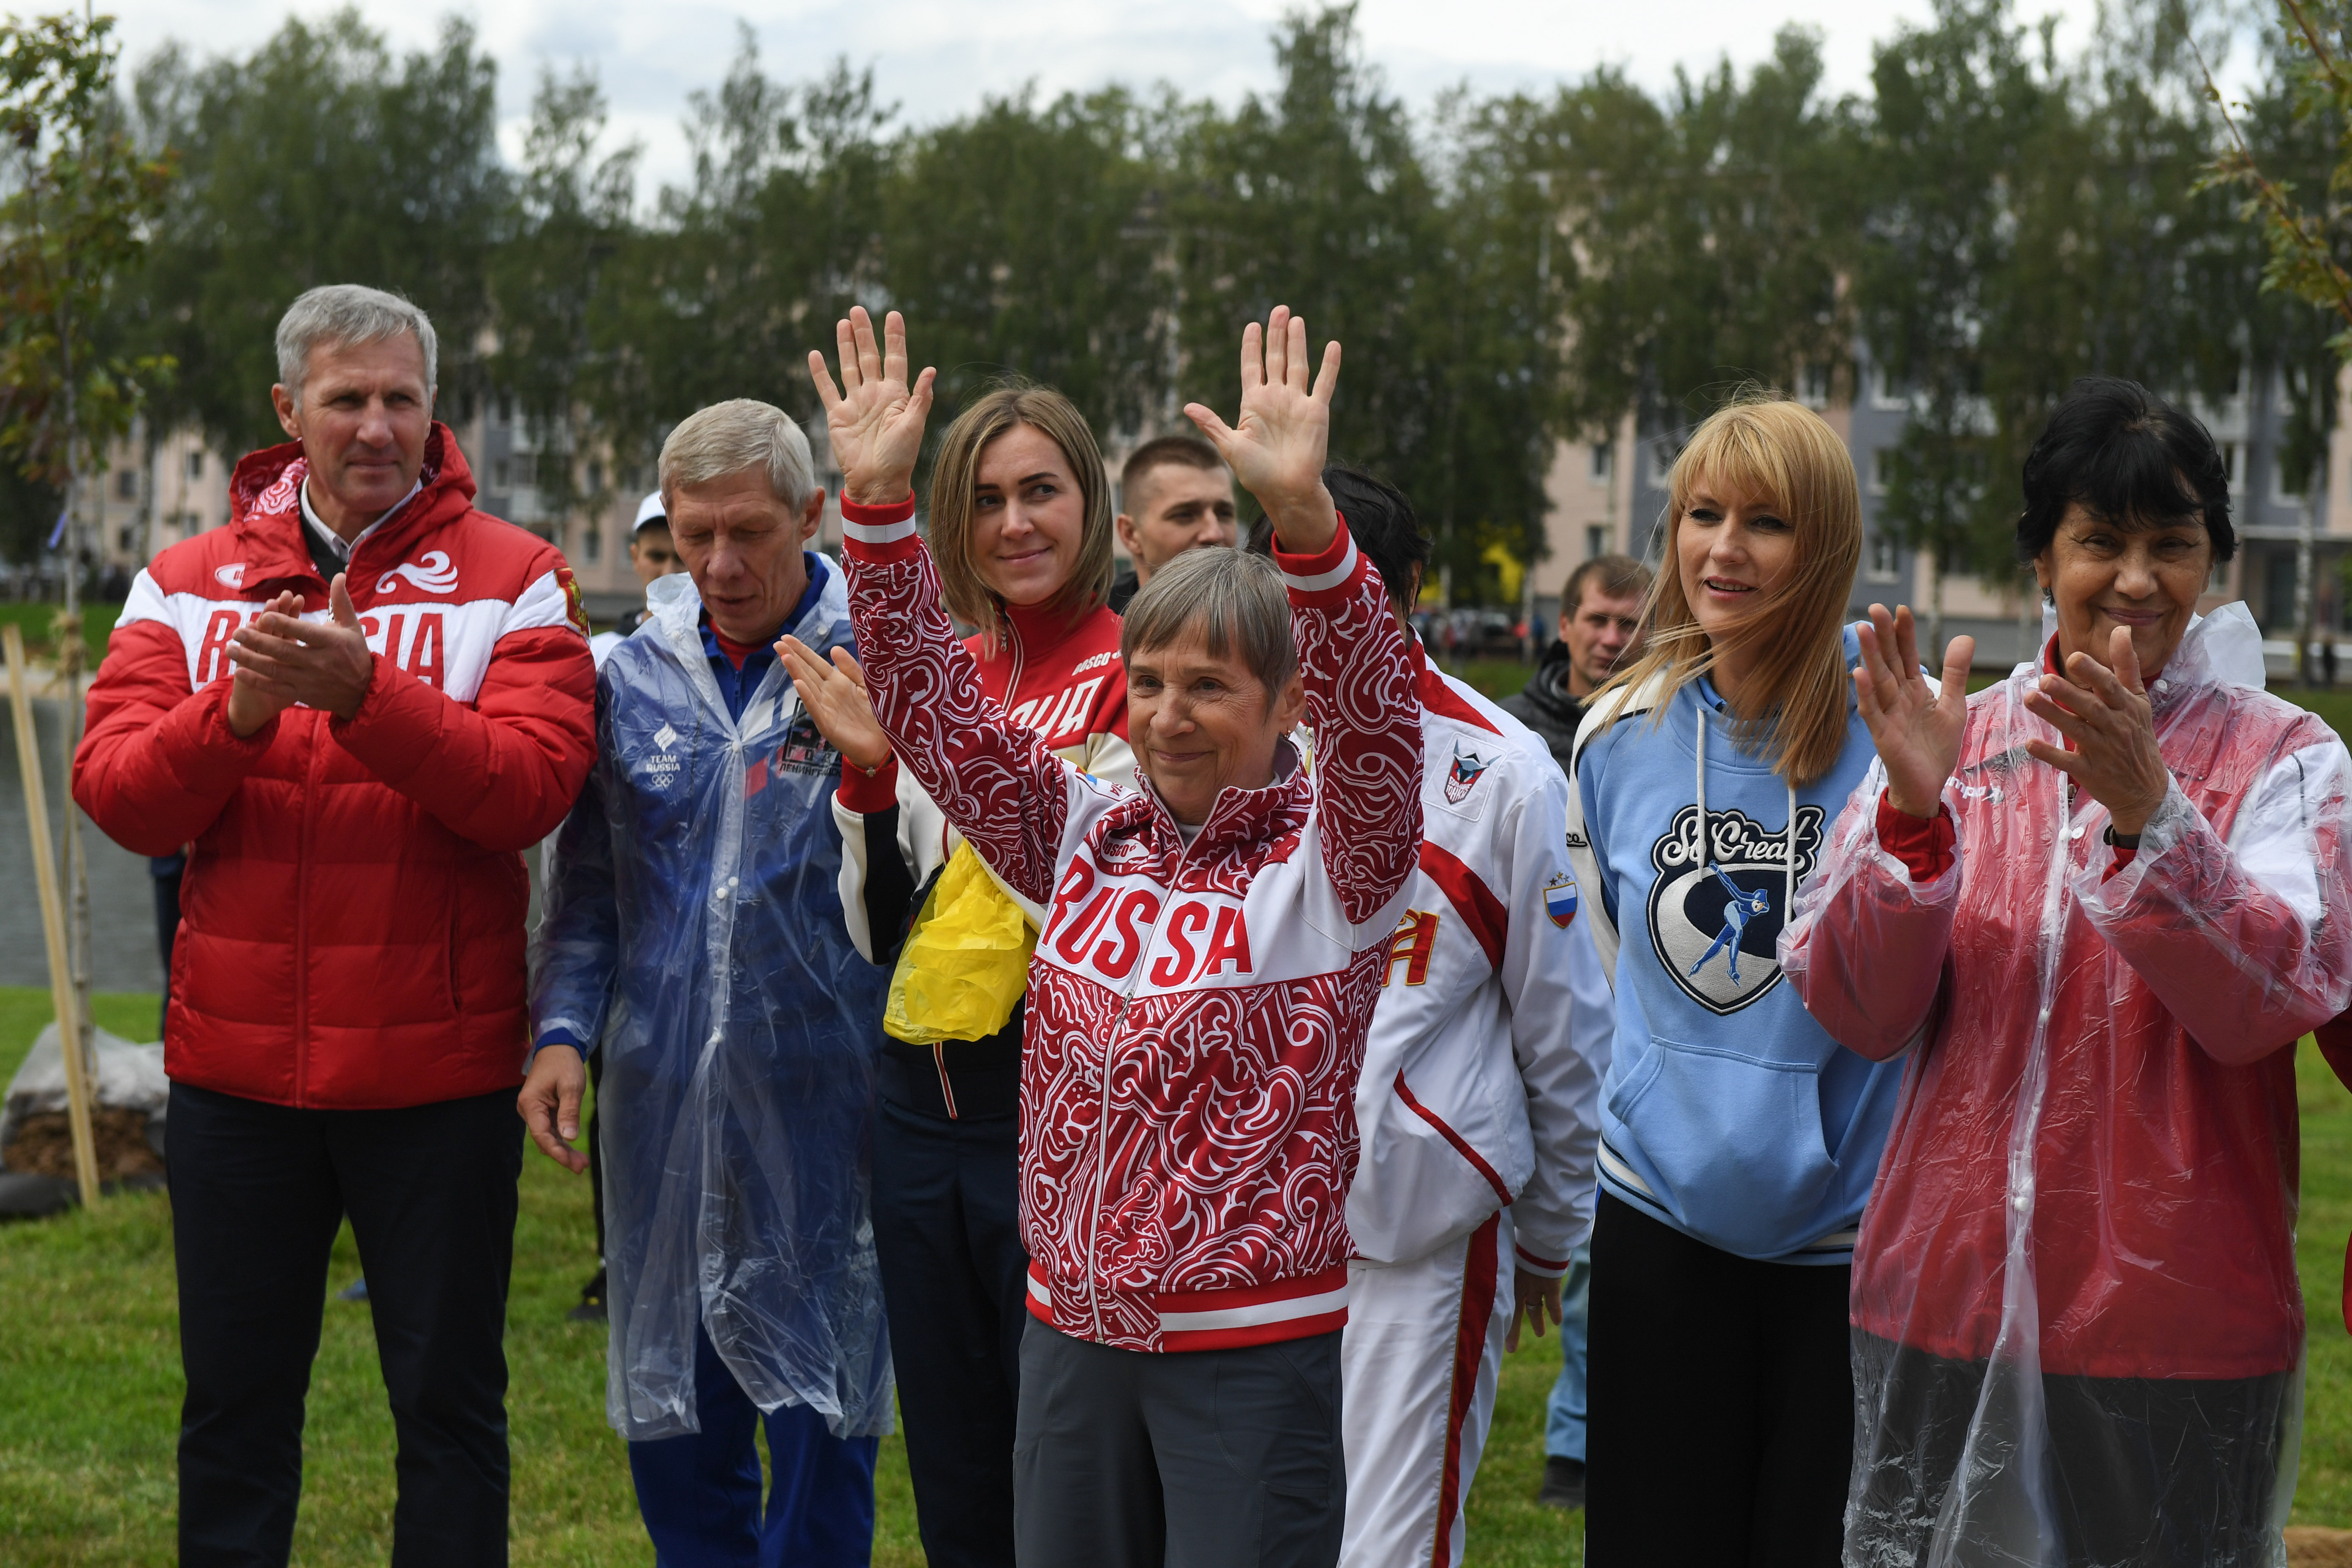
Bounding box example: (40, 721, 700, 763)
(532, 567, 893, 1442)
(1782, 604, 2352, 1568)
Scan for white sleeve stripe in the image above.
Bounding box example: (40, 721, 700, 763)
(1281, 537, 1359, 594)
(843, 516, 919, 545)
(117, 569, 169, 629)
(498, 568, 582, 638)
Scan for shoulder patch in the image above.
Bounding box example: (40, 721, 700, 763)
(1543, 873, 1579, 928)
(556, 564, 591, 635)
(1444, 741, 1493, 806)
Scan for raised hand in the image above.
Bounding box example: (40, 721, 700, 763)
(809, 306, 936, 507)
(2023, 623, 2171, 837)
(1183, 305, 1342, 555)
(1853, 603, 1973, 819)
(777, 635, 892, 773)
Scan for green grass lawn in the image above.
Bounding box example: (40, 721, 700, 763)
(0, 988, 1582, 1563)
(0, 602, 123, 668)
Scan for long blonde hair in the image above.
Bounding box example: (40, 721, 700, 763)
(926, 383, 1115, 647)
(1600, 395, 1861, 787)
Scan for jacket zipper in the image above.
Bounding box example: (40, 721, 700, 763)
(293, 699, 321, 1104)
(1081, 796, 1204, 1342)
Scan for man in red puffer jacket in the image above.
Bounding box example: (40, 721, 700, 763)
(72, 284, 594, 1567)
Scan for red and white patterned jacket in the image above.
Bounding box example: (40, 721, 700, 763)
(839, 495, 1422, 1352)
(74, 427, 594, 1109)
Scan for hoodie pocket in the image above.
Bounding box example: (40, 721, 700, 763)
(1610, 1034, 1839, 1255)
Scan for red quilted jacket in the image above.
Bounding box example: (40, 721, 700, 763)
(841, 495, 1422, 1353)
(73, 426, 595, 1109)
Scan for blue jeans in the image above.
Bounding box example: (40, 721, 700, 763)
(1543, 1243, 1593, 1462)
(626, 1321, 880, 1568)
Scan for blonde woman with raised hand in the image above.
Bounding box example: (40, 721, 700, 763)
(1560, 396, 1904, 1565)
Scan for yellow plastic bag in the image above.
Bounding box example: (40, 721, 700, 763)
(883, 842, 1037, 1045)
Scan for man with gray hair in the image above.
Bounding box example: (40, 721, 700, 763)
(521, 398, 892, 1564)
(72, 283, 595, 1563)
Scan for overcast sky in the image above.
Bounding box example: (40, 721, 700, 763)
(97, 0, 2210, 196)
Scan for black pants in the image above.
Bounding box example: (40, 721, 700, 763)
(869, 1034, 1028, 1568)
(1585, 1190, 1854, 1568)
(168, 1080, 523, 1568)
(1013, 1319, 1345, 1568)
(1849, 1331, 2292, 1567)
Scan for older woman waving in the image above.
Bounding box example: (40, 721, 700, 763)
(1783, 376, 2352, 1567)
(812, 305, 1421, 1568)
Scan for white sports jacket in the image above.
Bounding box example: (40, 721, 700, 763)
(1346, 645, 1608, 1277)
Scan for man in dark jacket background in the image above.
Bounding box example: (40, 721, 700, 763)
(1499, 551, 1646, 1511)
(1503, 555, 1649, 769)
(73, 283, 596, 1566)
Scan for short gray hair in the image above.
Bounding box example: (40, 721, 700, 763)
(660, 399, 818, 513)
(1120, 547, 1298, 695)
(276, 284, 438, 406)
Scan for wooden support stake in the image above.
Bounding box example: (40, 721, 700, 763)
(4, 624, 101, 1209)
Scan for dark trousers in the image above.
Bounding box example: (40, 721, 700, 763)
(625, 1321, 880, 1568)
(1013, 1318, 1345, 1568)
(1585, 1190, 1854, 1568)
(167, 1080, 522, 1568)
(869, 1037, 1028, 1568)
(1849, 1331, 2292, 1567)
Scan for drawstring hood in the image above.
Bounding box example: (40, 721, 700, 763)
(1692, 699, 1799, 984)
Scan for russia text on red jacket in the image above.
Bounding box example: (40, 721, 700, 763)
(838, 495, 1422, 1353)
(72, 426, 596, 1110)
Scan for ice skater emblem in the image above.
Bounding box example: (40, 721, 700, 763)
(1688, 864, 1770, 985)
(1644, 801, 1824, 1015)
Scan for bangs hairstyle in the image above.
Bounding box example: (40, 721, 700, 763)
(2018, 376, 2235, 565)
(1120, 547, 1298, 697)
(1601, 395, 1862, 787)
(928, 382, 1114, 645)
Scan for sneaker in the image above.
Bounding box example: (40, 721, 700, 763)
(335, 1277, 369, 1303)
(568, 1265, 607, 1323)
(1539, 1455, 1586, 1511)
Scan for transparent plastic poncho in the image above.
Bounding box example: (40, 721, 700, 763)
(532, 568, 893, 1442)
(1781, 604, 2352, 1568)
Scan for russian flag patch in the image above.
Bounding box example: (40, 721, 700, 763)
(1543, 874, 1579, 928)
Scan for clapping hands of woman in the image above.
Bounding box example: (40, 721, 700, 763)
(1852, 604, 1975, 819)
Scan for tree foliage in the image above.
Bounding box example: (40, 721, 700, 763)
(0, 11, 174, 491)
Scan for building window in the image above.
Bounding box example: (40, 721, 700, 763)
(115, 469, 137, 501)
(1870, 363, 1907, 411)
(1589, 442, 1612, 485)
(1799, 363, 1830, 408)
(583, 523, 602, 566)
(1868, 531, 1900, 581)
(2275, 452, 2311, 504)
(118, 524, 137, 552)
(585, 460, 604, 494)
(1870, 449, 1895, 495)
(493, 458, 510, 490)
(186, 450, 204, 480)
(1586, 525, 1609, 561)
(1644, 442, 1672, 489)
(2217, 443, 2242, 488)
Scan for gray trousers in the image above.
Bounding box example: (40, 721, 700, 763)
(1013, 1316, 1345, 1568)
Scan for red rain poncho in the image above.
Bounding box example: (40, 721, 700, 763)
(1782, 605, 2352, 1566)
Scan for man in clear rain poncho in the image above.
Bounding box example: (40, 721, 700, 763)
(520, 399, 892, 1568)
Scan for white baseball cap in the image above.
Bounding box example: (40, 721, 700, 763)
(633, 491, 667, 534)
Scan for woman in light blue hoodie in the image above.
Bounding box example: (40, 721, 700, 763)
(1560, 396, 1904, 1567)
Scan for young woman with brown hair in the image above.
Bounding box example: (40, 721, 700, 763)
(1560, 396, 1906, 1565)
(780, 379, 1130, 1568)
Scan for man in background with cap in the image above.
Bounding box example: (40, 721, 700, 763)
(590, 491, 684, 666)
